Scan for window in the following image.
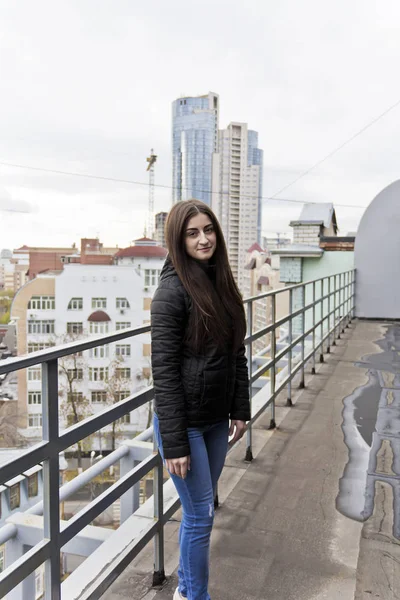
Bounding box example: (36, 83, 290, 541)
(66, 368, 83, 381)
(67, 392, 83, 403)
(28, 392, 41, 405)
(115, 391, 130, 403)
(115, 368, 131, 379)
(143, 343, 151, 357)
(28, 343, 54, 353)
(9, 484, 20, 510)
(28, 296, 55, 310)
(91, 391, 107, 403)
(116, 322, 131, 331)
(89, 322, 109, 334)
(116, 298, 130, 309)
(92, 298, 107, 309)
(28, 367, 41, 381)
(89, 367, 108, 382)
(68, 297, 83, 310)
(116, 344, 131, 357)
(118, 413, 131, 424)
(28, 320, 55, 334)
(90, 345, 109, 359)
(28, 414, 43, 428)
(67, 322, 83, 335)
(143, 298, 151, 311)
(144, 269, 161, 287)
(0, 544, 4, 573)
(28, 473, 39, 497)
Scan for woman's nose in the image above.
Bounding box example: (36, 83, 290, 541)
(199, 231, 208, 244)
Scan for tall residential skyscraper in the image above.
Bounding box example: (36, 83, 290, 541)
(172, 92, 219, 205)
(212, 122, 263, 291)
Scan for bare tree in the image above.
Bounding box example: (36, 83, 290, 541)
(141, 361, 153, 429)
(104, 356, 131, 451)
(57, 333, 92, 469)
(0, 400, 28, 448)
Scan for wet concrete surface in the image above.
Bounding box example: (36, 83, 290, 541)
(354, 323, 400, 447)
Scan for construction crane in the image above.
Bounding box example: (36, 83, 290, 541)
(145, 149, 157, 238)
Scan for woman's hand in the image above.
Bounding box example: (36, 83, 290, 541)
(229, 420, 247, 444)
(165, 456, 191, 479)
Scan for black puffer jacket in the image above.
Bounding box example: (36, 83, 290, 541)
(151, 258, 250, 459)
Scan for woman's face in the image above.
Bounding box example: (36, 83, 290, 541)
(184, 212, 217, 262)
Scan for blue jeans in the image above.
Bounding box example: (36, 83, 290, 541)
(153, 413, 229, 600)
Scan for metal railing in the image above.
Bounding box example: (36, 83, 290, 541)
(0, 270, 355, 599)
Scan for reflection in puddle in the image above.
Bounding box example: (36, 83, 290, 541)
(336, 324, 400, 539)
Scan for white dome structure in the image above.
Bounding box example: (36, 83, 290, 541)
(355, 180, 400, 318)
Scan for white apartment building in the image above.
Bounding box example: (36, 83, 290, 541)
(11, 240, 167, 448)
(212, 122, 263, 292)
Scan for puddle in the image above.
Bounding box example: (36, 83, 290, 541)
(336, 323, 400, 539)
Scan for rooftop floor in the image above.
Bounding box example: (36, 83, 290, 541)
(104, 320, 400, 600)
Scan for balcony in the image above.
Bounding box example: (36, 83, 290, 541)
(0, 270, 399, 599)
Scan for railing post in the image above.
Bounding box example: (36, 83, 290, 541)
(152, 453, 165, 586)
(351, 270, 355, 320)
(332, 275, 337, 345)
(269, 295, 277, 429)
(345, 271, 350, 329)
(327, 276, 331, 353)
(299, 284, 305, 389)
(287, 288, 293, 407)
(312, 280, 316, 375)
(319, 279, 324, 363)
(245, 301, 253, 462)
(339, 273, 347, 333)
(42, 359, 61, 600)
(336, 273, 340, 334)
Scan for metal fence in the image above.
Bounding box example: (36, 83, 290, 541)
(0, 270, 355, 599)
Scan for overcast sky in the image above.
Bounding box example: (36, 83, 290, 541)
(1, 0, 400, 250)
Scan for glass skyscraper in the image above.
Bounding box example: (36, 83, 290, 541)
(172, 92, 219, 205)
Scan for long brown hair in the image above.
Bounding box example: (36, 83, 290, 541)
(165, 199, 246, 352)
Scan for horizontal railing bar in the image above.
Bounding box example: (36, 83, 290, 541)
(0, 273, 354, 377)
(74, 519, 160, 600)
(0, 325, 151, 375)
(244, 270, 354, 303)
(0, 523, 18, 547)
(60, 453, 160, 547)
(58, 387, 154, 452)
(249, 396, 275, 424)
(0, 441, 49, 487)
(0, 539, 50, 599)
(249, 297, 353, 385)
(246, 288, 343, 345)
(28, 445, 130, 516)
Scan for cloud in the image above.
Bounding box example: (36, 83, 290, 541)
(0, 185, 35, 214)
(1, 0, 400, 249)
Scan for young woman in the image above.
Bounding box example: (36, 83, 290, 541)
(151, 199, 250, 600)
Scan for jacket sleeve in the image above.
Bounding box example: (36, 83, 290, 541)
(151, 283, 190, 459)
(230, 344, 251, 421)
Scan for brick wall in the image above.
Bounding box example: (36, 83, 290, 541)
(280, 257, 303, 283)
(293, 225, 321, 246)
